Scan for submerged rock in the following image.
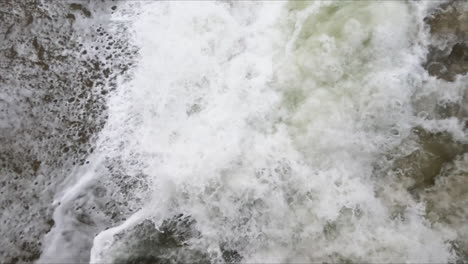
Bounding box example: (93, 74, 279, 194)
(422, 154, 468, 262)
(391, 127, 467, 193)
(107, 215, 211, 264)
(424, 0, 468, 81)
(98, 213, 244, 264)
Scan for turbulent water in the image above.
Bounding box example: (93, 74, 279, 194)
(1, 0, 468, 263)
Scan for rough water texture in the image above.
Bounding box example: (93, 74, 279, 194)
(0, 0, 467, 263)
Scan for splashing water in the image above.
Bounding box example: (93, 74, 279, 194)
(37, 1, 468, 263)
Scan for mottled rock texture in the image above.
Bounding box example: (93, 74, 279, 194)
(0, 1, 136, 262)
(424, 0, 468, 81)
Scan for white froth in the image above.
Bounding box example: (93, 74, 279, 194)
(39, 1, 467, 263)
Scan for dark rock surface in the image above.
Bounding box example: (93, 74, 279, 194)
(391, 127, 467, 193)
(0, 1, 136, 262)
(110, 215, 211, 264)
(394, 2, 468, 261)
(424, 0, 468, 81)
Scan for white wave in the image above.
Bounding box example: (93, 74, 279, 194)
(40, 1, 467, 263)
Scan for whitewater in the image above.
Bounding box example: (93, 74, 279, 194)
(25, 0, 468, 263)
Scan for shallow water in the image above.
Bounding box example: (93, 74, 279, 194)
(1, 1, 468, 263)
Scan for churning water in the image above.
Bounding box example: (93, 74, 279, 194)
(2, 0, 468, 263)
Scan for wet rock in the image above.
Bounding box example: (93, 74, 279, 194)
(435, 100, 461, 119)
(0, 0, 137, 262)
(425, 43, 468, 81)
(376, 124, 467, 262)
(109, 215, 211, 264)
(421, 154, 468, 262)
(69, 3, 92, 18)
(425, 1, 468, 40)
(220, 244, 243, 263)
(391, 127, 468, 193)
(424, 1, 468, 81)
